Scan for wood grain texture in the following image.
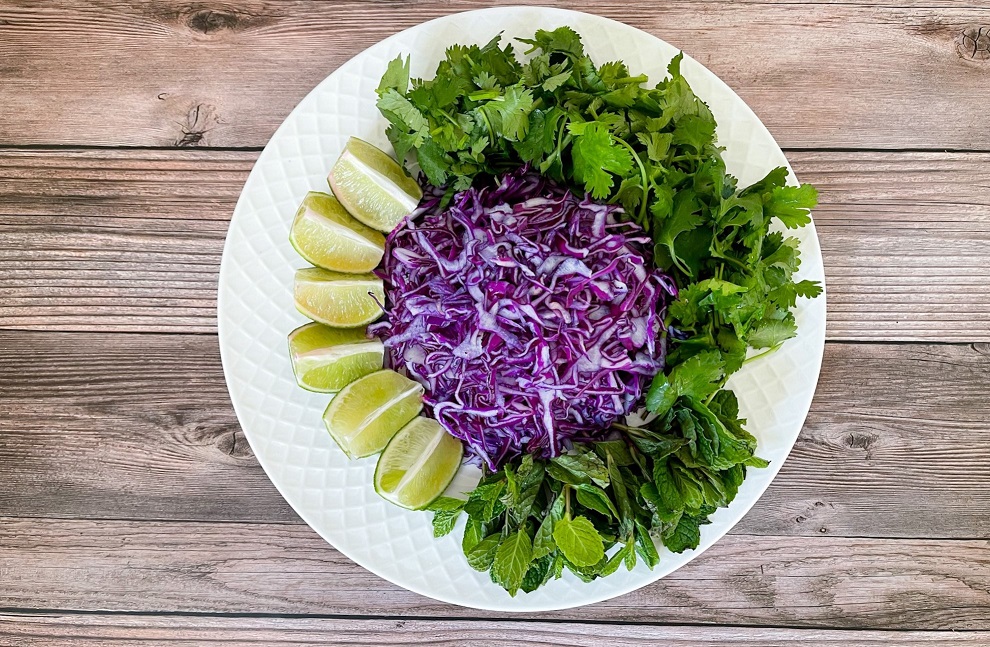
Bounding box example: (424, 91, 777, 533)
(2, 330, 989, 538)
(2, 149, 988, 340)
(0, 149, 250, 333)
(2, 614, 988, 647)
(0, 1, 987, 149)
(3, 517, 990, 629)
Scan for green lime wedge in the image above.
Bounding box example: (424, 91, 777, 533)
(323, 369, 424, 459)
(287, 322, 383, 393)
(294, 267, 384, 327)
(289, 192, 385, 273)
(327, 137, 423, 233)
(374, 416, 463, 510)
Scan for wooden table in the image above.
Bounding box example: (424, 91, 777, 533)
(1, 1, 989, 645)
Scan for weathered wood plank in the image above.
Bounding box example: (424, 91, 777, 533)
(0, 149, 249, 333)
(2, 149, 988, 340)
(1, 614, 988, 647)
(1, 330, 989, 538)
(0, 1, 987, 149)
(2, 517, 989, 629)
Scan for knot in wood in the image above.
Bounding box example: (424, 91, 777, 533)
(188, 9, 242, 34)
(957, 27, 990, 61)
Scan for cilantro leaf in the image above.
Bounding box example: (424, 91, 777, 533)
(377, 56, 410, 95)
(569, 122, 634, 198)
(794, 280, 823, 299)
(480, 85, 535, 141)
(746, 317, 798, 349)
(376, 88, 428, 134)
(767, 183, 818, 229)
(415, 139, 451, 186)
(646, 350, 725, 415)
(517, 26, 585, 58)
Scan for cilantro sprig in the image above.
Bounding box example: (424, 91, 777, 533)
(380, 27, 822, 595)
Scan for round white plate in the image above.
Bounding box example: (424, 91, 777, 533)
(217, 6, 826, 612)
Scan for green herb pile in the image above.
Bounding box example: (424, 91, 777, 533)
(378, 27, 821, 595)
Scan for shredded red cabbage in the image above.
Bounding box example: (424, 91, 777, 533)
(371, 169, 676, 470)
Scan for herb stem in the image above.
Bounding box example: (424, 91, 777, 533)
(564, 485, 572, 520)
(614, 137, 650, 226)
(710, 250, 751, 275)
(743, 344, 782, 365)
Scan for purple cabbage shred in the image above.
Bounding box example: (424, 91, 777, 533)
(370, 168, 677, 470)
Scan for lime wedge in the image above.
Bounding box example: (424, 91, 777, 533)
(374, 416, 463, 510)
(323, 369, 424, 459)
(289, 192, 385, 273)
(294, 267, 384, 327)
(328, 137, 423, 233)
(287, 322, 383, 393)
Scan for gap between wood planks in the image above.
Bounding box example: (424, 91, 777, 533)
(1, 612, 989, 647)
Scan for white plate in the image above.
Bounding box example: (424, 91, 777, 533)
(217, 6, 826, 612)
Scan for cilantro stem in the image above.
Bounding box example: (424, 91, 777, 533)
(703, 380, 727, 406)
(477, 108, 495, 144)
(711, 250, 751, 275)
(611, 75, 649, 85)
(743, 344, 782, 365)
(614, 137, 650, 226)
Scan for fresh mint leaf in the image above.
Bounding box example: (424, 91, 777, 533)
(491, 528, 533, 596)
(504, 455, 544, 523)
(466, 534, 501, 571)
(532, 492, 565, 559)
(464, 480, 507, 523)
(427, 496, 465, 512)
(635, 521, 661, 568)
(462, 517, 485, 554)
(662, 513, 706, 553)
(521, 554, 554, 593)
(548, 449, 610, 488)
(432, 509, 461, 537)
(600, 544, 629, 577)
(553, 515, 605, 567)
(575, 484, 619, 519)
(606, 452, 634, 537)
(427, 496, 465, 538)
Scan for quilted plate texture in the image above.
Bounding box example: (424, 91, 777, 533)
(217, 6, 827, 611)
